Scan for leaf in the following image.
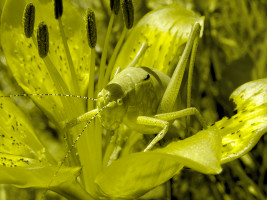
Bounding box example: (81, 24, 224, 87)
(215, 78, 267, 164)
(113, 5, 204, 77)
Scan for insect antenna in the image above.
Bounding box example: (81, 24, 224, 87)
(0, 93, 97, 101)
(42, 104, 107, 197)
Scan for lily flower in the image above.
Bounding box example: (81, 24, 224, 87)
(0, 0, 266, 199)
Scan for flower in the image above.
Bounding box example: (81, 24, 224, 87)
(0, 0, 266, 199)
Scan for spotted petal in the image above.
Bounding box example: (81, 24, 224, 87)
(216, 78, 267, 164)
(0, 92, 81, 190)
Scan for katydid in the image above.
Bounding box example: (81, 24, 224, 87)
(66, 23, 207, 152)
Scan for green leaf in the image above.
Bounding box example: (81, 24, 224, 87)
(215, 78, 267, 164)
(113, 5, 204, 77)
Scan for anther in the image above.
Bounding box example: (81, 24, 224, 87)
(85, 9, 97, 48)
(37, 22, 49, 58)
(121, 0, 134, 29)
(23, 3, 35, 38)
(54, 0, 63, 19)
(110, 0, 120, 15)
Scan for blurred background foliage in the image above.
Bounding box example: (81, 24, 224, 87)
(0, 0, 266, 199)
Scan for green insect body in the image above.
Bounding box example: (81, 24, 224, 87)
(97, 66, 170, 132)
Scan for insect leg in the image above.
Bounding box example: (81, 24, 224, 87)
(135, 116, 169, 152)
(141, 107, 207, 152)
(186, 29, 200, 136)
(157, 23, 201, 114)
(154, 107, 208, 129)
(65, 108, 98, 129)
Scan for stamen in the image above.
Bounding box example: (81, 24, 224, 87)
(98, 11, 115, 92)
(32, 18, 75, 121)
(127, 42, 148, 68)
(85, 9, 97, 49)
(110, 0, 120, 15)
(102, 27, 127, 86)
(37, 22, 49, 58)
(103, 40, 147, 87)
(54, 0, 80, 95)
(121, 0, 134, 29)
(85, 9, 97, 110)
(54, 0, 63, 19)
(36, 22, 72, 112)
(23, 3, 35, 38)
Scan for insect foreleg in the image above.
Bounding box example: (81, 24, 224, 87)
(140, 107, 207, 152)
(65, 109, 98, 129)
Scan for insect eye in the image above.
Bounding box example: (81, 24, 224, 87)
(144, 74, 150, 81)
(117, 99, 123, 105)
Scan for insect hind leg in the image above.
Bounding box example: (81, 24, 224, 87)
(140, 107, 207, 152)
(135, 116, 169, 152)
